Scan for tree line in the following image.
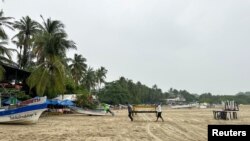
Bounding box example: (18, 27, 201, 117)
(98, 77, 250, 105)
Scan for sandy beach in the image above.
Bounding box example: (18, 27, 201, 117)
(0, 105, 250, 141)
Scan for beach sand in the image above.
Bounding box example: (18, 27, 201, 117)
(0, 105, 250, 141)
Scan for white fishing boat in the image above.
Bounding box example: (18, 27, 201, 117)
(171, 104, 196, 109)
(70, 106, 106, 116)
(0, 96, 47, 124)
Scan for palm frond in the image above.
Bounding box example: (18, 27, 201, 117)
(0, 10, 14, 39)
(27, 57, 66, 97)
(0, 28, 8, 39)
(0, 65, 5, 81)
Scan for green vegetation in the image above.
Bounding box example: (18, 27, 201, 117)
(98, 77, 167, 105)
(0, 10, 13, 40)
(0, 88, 31, 101)
(75, 93, 97, 109)
(12, 16, 40, 69)
(0, 9, 107, 107)
(69, 54, 87, 85)
(199, 92, 250, 104)
(0, 10, 15, 80)
(98, 79, 250, 104)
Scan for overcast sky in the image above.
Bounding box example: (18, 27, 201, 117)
(1, 0, 250, 95)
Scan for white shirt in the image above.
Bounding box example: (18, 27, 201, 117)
(156, 105, 162, 112)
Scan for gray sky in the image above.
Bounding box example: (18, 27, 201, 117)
(1, 0, 250, 95)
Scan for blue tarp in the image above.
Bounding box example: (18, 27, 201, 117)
(46, 99, 74, 106)
(60, 100, 75, 106)
(46, 99, 61, 105)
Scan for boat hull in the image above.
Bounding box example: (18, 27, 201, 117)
(0, 109, 46, 124)
(0, 98, 47, 124)
(70, 106, 106, 116)
(171, 105, 196, 109)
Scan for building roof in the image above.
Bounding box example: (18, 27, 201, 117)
(0, 63, 30, 84)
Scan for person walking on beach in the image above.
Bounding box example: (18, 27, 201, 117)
(156, 103, 164, 122)
(126, 102, 133, 121)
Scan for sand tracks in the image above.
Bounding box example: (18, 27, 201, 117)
(139, 113, 204, 141)
(140, 113, 162, 141)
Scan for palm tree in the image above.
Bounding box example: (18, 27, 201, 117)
(82, 67, 96, 92)
(34, 17, 76, 63)
(69, 54, 87, 85)
(96, 66, 107, 91)
(12, 35, 24, 68)
(12, 16, 40, 69)
(26, 57, 65, 97)
(0, 10, 13, 40)
(27, 17, 76, 97)
(0, 41, 15, 80)
(39, 16, 65, 34)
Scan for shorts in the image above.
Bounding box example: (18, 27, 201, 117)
(157, 112, 162, 117)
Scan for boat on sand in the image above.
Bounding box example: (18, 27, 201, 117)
(0, 96, 47, 124)
(171, 104, 196, 109)
(70, 106, 106, 116)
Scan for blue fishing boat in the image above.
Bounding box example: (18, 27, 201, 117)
(0, 96, 47, 124)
